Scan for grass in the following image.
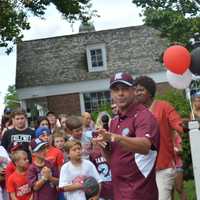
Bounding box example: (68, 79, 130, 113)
(175, 180, 197, 200)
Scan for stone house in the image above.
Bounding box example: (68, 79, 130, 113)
(16, 25, 170, 116)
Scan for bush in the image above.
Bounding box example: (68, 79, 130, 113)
(91, 103, 112, 122)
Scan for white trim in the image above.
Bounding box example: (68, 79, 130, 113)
(20, 100, 27, 110)
(135, 150, 157, 178)
(17, 79, 110, 99)
(16, 71, 167, 100)
(110, 80, 133, 87)
(86, 43, 107, 72)
(147, 71, 167, 83)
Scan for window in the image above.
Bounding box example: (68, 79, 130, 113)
(26, 98, 48, 118)
(86, 44, 107, 72)
(83, 91, 111, 113)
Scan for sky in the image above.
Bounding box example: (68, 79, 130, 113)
(0, 0, 143, 115)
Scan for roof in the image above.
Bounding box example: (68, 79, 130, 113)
(16, 25, 168, 89)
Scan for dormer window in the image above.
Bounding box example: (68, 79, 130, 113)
(86, 43, 107, 72)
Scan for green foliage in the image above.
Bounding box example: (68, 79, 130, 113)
(156, 89, 193, 179)
(132, 0, 200, 15)
(175, 180, 196, 200)
(0, 0, 30, 54)
(91, 103, 112, 122)
(0, 0, 97, 54)
(4, 85, 20, 110)
(144, 9, 200, 45)
(132, 0, 200, 45)
(156, 89, 190, 118)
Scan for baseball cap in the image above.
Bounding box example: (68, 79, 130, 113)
(192, 91, 200, 98)
(31, 138, 48, 153)
(8, 142, 25, 153)
(4, 107, 12, 114)
(35, 127, 50, 138)
(110, 72, 135, 88)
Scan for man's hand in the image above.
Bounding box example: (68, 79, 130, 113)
(92, 128, 112, 142)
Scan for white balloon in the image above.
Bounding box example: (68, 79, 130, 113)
(166, 69, 192, 89)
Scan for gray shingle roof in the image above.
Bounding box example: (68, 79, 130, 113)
(16, 25, 168, 89)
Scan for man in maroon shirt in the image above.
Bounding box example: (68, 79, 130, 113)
(94, 72, 160, 200)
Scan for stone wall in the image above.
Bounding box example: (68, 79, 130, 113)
(16, 25, 168, 89)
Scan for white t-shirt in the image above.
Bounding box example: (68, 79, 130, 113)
(59, 159, 101, 200)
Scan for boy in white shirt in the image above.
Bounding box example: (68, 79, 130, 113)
(59, 140, 101, 200)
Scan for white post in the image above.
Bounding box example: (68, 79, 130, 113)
(188, 120, 200, 200)
(79, 93, 85, 114)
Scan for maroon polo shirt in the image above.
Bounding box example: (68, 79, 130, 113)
(109, 103, 160, 200)
(27, 160, 58, 200)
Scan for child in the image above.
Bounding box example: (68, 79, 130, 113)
(5, 143, 27, 200)
(53, 131, 65, 152)
(89, 142, 113, 200)
(52, 131, 69, 163)
(59, 140, 101, 200)
(35, 127, 64, 170)
(66, 116, 83, 141)
(27, 139, 59, 200)
(7, 150, 32, 200)
(66, 116, 93, 160)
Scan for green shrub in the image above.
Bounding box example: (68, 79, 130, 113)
(156, 89, 190, 118)
(91, 103, 112, 122)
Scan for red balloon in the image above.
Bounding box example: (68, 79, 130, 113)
(163, 45, 191, 74)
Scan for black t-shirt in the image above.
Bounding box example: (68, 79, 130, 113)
(1, 127, 35, 153)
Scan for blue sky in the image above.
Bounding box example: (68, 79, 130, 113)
(0, 0, 143, 115)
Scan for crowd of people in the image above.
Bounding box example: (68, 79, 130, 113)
(0, 72, 192, 200)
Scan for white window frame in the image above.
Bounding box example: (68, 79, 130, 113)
(86, 43, 107, 72)
(82, 90, 111, 113)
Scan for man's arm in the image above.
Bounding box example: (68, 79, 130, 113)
(111, 133, 151, 154)
(94, 129, 151, 155)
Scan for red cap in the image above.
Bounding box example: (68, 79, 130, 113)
(110, 72, 134, 88)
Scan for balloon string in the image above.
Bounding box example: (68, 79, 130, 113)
(189, 100, 195, 120)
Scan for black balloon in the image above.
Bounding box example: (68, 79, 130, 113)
(190, 47, 200, 75)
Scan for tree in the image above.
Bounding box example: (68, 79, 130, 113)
(132, 0, 200, 45)
(0, 0, 96, 54)
(4, 85, 20, 109)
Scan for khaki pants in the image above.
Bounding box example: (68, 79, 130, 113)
(156, 168, 176, 200)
